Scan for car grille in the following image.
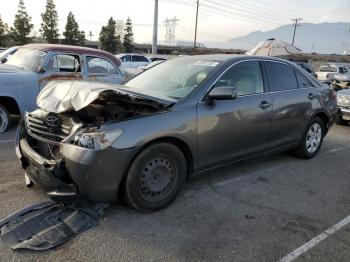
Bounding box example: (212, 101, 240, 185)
(25, 113, 73, 144)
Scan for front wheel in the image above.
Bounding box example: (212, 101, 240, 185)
(123, 143, 187, 212)
(293, 117, 324, 159)
(0, 104, 10, 133)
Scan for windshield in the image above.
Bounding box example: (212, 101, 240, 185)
(5, 48, 47, 71)
(124, 58, 219, 100)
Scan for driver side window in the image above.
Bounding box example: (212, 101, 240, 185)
(215, 61, 264, 96)
(46, 54, 81, 72)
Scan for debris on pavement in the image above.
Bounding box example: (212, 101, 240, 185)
(0, 200, 108, 251)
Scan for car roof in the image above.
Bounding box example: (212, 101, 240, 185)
(116, 53, 147, 57)
(170, 54, 297, 65)
(22, 44, 121, 67)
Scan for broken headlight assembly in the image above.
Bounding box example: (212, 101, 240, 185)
(75, 129, 123, 150)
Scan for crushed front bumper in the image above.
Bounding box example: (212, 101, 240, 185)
(16, 123, 137, 202)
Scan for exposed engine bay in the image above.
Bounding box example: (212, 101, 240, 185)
(65, 90, 167, 126)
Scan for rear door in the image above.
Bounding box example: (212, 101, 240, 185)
(264, 61, 314, 147)
(84, 55, 123, 84)
(197, 60, 273, 169)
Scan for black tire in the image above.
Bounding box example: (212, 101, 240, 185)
(335, 114, 349, 126)
(123, 143, 187, 212)
(0, 104, 10, 133)
(293, 117, 324, 159)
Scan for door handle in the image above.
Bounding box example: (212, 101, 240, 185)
(259, 101, 271, 109)
(308, 93, 316, 99)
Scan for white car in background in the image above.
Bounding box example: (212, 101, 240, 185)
(0, 46, 19, 62)
(317, 65, 348, 83)
(116, 53, 151, 68)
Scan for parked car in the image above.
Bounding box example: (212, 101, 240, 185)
(0, 46, 19, 62)
(0, 44, 127, 132)
(147, 56, 167, 62)
(331, 72, 350, 91)
(336, 89, 350, 125)
(134, 60, 165, 75)
(116, 53, 151, 68)
(293, 61, 317, 78)
(16, 55, 337, 212)
(316, 65, 348, 84)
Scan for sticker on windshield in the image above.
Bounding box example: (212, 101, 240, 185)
(194, 61, 219, 67)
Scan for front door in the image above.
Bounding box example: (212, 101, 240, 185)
(197, 60, 272, 170)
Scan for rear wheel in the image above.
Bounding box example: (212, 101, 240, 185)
(123, 143, 187, 212)
(0, 104, 10, 133)
(335, 114, 349, 126)
(293, 117, 324, 159)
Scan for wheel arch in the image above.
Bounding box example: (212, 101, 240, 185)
(0, 96, 21, 115)
(311, 110, 331, 134)
(119, 136, 194, 192)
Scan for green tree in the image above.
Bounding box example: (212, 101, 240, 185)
(99, 17, 121, 54)
(123, 17, 134, 53)
(0, 16, 8, 47)
(10, 0, 33, 44)
(40, 0, 59, 43)
(63, 11, 85, 45)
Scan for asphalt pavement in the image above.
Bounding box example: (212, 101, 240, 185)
(1, 120, 350, 262)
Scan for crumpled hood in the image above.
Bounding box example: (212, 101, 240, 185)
(37, 81, 173, 113)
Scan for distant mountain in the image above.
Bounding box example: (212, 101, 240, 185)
(205, 22, 350, 54)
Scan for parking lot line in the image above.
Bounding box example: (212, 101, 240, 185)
(279, 214, 350, 262)
(326, 147, 343, 153)
(0, 140, 15, 143)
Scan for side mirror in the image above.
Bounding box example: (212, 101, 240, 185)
(207, 86, 237, 101)
(38, 65, 46, 73)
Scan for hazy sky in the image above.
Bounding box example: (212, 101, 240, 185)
(1, 0, 349, 43)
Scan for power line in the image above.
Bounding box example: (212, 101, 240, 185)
(202, 0, 290, 24)
(200, 3, 284, 25)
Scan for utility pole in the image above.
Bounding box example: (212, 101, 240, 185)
(193, 0, 199, 55)
(291, 18, 302, 46)
(152, 0, 158, 55)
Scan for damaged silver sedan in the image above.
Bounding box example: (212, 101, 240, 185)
(16, 55, 337, 211)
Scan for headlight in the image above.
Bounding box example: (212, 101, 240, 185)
(75, 129, 123, 149)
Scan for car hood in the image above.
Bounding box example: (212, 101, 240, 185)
(0, 63, 32, 73)
(37, 81, 175, 113)
(334, 73, 350, 81)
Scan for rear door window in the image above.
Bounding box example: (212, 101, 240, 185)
(296, 71, 313, 88)
(265, 61, 298, 92)
(132, 55, 149, 62)
(86, 56, 118, 74)
(121, 55, 131, 62)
